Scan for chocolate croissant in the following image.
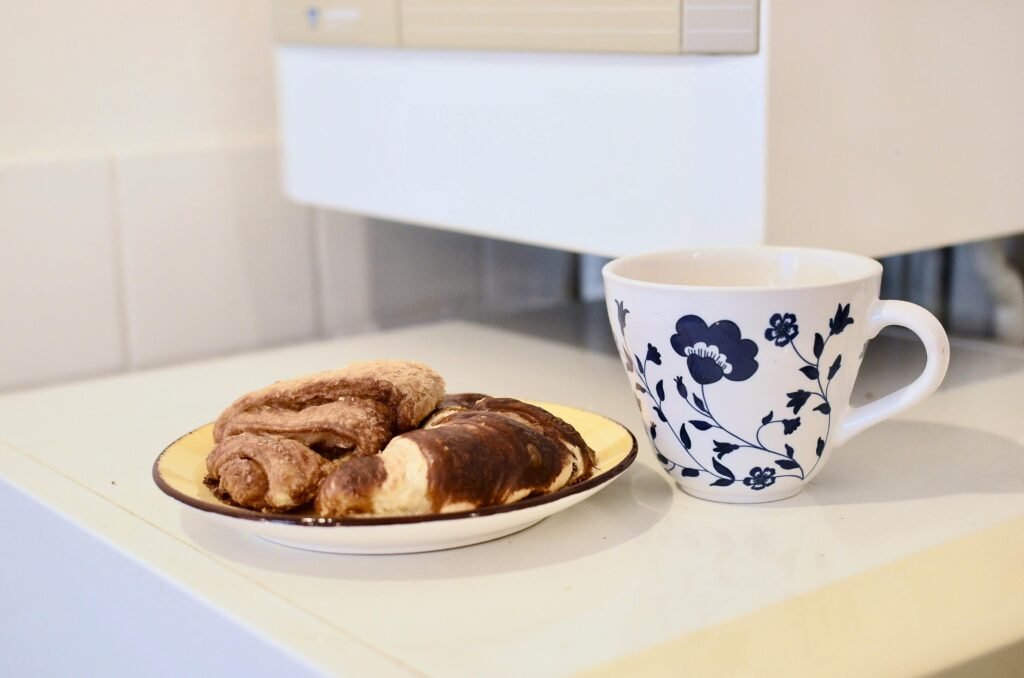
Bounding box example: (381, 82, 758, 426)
(443, 396, 596, 484)
(206, 433, 327, 511)
(213, 360, 445, 458)
(315, 397, 597, 517)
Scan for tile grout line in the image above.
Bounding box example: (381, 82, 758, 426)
(0, 436, 428, 677)
(106, 155, 134, 371)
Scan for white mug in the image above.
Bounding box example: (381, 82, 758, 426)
(603, 247, 950, 503)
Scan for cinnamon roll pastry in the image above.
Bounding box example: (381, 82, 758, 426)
(315, 396, 597, 518)
(206, 433, 327, 511)
(213, 360, 445, 458)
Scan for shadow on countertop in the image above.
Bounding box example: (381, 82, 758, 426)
(180, 462, 674, 580)
(180, 420, 1023, 578)
(762, 420, 1024, 508)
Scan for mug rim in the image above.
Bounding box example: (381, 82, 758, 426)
(602, 246, 883, 292)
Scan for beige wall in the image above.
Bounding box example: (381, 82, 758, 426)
(766, 0, 1024, 256)
(0, 1, 575, 392)
(0, 1, 278, 158)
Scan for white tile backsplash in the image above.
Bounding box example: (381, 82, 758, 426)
(0, 145, 580, 393)
(116, 144, 317, 368)
(0, 158, 125, 390)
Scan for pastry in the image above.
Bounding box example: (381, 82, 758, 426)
(447, 396, 596, 483)
(217, 397, 394, 461)
(315, 395, 597, 517)
(423, 393, 490, 424)
(206, 433, 327, 511)
(213, 360, 445, 458)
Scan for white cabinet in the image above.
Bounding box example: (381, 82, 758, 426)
(276, 1, 1024, 257)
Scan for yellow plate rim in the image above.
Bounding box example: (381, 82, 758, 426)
(152, 401, 638, 528)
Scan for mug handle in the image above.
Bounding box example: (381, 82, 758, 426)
(833, 300, 950, 447)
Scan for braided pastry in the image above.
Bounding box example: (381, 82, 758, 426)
(206, 360, 445, 511)
(213, 360, 445, 458)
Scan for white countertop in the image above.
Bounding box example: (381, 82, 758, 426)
(1, 310, 1022, 676)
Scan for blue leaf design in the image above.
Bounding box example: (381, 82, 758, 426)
(800, 365, 820, 380)
(784, 444, 795, 458)
(674, 376, 688, 399)
(689, 419, 713, 431)
(762, 411, 773, 425)
(655, 379, 665, 402)
(653, 406, 668, 423)
(814, 402, 831, 415)
(681, 467, 700, 477)
(615, 299, 629, 332)
(829, 303, 855, 336)
(786, 390, 811, 414)
(813, 332, 825, 359)
(775, 459, 801, 470)
(713, 441, 740, 457)
(650, 423, 657, 439)
(679, 423, 692, 449)
(816, 437, 825, 457)
(693, 395, 709, 414)
(655, 452, 668, 464)
(713, 457, 737, 479)
(711, 478, 734, 487)
(781, 418, 801, 435)
(828, 354, 842, 380)
(634, 354, 645, 376)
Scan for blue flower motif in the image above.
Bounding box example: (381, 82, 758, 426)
(670, 315, 759, 385)
(743, 467, 776, 490)
(765, 313, 799, 347)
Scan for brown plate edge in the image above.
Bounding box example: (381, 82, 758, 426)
(152, 405, 639, 528)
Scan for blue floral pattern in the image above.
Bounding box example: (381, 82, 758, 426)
(743, 467, 776, 490)
(670, 315, 759, 385)
(613, 301, 855, 492)
(765, 313, 799, 347)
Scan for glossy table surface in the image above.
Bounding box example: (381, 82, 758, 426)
(1, 307, 1021, 676)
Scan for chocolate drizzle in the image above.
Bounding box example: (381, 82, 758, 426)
(422, 393, 488, 427)
(470, 398, 596, 482)
(404, 411, 570, 512)
(435, 393, 489, 411)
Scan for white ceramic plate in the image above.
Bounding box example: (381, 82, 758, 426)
(153, 401, 638, 554)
